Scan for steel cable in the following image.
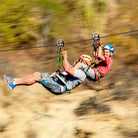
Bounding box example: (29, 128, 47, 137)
(0, 29, 137, 52)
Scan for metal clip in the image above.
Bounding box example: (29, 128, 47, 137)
(57, 39, 64, 53)
(92, 33, 100, 48)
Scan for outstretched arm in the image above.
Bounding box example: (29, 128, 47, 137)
(98, 45, 105, 61)
(93, 47, 98, 57)
(92, 42, 105, 61)
(60, 50, 75, 76)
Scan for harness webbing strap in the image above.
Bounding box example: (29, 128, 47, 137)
(83, 66, 90, 73)
(43, 72, 57, 82)
(56, 74, 67, 85)
(57, 54, 62, 67)
(83, 62, 96, 73)
(42, 70, 67, 86)
(95, 68, 101, 79)
(82, 62, 101, 81)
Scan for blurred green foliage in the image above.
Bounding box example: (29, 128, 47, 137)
(0, 0, 107, 50)
(0, 0, 35, 47)
(0, 0, 68, 49)
(0, 0, 137, 65)
(105, 0, 138, 68)
(81, 0, 106, 31)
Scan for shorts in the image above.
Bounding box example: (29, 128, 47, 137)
(86, 68, 96, 81)
(39, 73, 66, 95)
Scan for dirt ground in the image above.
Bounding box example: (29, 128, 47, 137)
(0, 78, 137, 138)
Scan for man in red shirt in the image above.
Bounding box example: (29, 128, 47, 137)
(81, 44, 114, 81)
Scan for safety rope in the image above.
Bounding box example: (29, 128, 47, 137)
(0, 30, 137, 52)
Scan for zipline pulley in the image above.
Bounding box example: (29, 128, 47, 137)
(57, 39, 64, 53)
(56, 39, 64, 67)
(92, 33, 100, 48)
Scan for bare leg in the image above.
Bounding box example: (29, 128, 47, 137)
(14, 72, 41, 86)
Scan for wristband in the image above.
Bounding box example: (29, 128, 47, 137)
(95, 56, 98, 59)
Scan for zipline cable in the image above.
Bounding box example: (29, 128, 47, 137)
(0, 29, 137, 52)
(65, 29, 138, 44)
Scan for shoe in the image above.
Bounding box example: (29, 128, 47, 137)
(4, 74, 16, 90)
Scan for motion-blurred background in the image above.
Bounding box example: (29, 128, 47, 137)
(0, 0, 138, 138)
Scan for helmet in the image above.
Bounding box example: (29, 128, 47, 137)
(110, 45, 114, 53)
(79, 55, 92, 66)
(103, 44, 114, 53)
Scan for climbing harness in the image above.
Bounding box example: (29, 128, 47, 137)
(42, 70, 67, 86)
(82, 32, 100, 72)
(57, 39, 64, 67)
(92, 32, 101, 60)
(83, 62, 96, 73)
(82, 33, 102, 81)
(56, 39, 67, 85)
(43, 39, 67, 86)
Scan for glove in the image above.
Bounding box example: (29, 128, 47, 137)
(99, 44, 104, 48)
(96, 42, 104, 48)
(60, 50, 68, 58)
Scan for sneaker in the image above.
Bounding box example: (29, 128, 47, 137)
(4, 74, 16, 90)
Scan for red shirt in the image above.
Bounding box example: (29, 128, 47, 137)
(96, 56, 112, 77)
